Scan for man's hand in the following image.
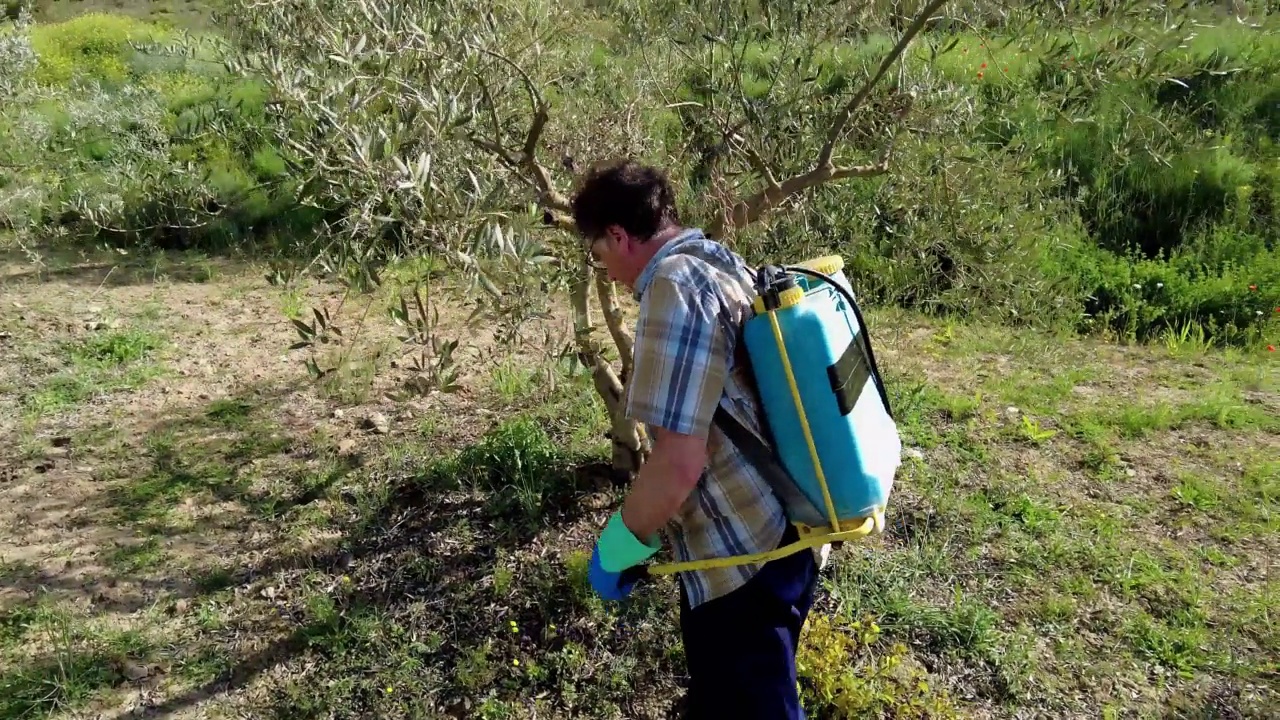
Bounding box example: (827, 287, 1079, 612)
(588, 544, 640, 601)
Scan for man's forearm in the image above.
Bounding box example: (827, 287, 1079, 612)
(619, 433, 706, 542)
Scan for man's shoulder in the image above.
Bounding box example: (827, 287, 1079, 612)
(649, 236, 750, 297)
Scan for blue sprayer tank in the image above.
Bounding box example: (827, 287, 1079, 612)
(742, 256, 901, 532)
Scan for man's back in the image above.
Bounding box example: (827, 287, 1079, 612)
(626, 227, 790, 608)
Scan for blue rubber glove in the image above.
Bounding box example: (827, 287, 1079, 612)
(587, 511, 660, 601)
(588, 544, 639, 601)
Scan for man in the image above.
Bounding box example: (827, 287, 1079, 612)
(571, 159, 820, 719)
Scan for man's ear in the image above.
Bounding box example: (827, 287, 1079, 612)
(606, 224, 630, 252)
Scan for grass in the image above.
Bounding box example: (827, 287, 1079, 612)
(0, 600, 156, 719)
(3, 3, 1280, 717)
(19, 328, 166, 416)
(0, 276, 1276, 718)
(103, 396, 340, 531)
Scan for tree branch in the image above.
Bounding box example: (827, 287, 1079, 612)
(465, 45, 577, 233)
(816, 0, 948, 170)
(707, 0, 942, 238)
(570, 254, 648, 476)
(595, 274, 634, 383)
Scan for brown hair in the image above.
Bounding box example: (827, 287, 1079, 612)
(570, 159, 680, 241)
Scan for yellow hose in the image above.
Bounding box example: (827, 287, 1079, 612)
(643, 516, 876, 576)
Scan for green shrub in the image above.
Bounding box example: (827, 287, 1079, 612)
(1089, 145, 1256, 259)
(28, 13, 166, 86)
(1056, 240, 1280, 344)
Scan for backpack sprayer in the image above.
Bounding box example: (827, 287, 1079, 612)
(625, 255, 902, 580)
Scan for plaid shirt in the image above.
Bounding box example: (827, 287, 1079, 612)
(626, 228, 790, 608)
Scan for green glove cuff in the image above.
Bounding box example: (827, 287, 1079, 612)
(597, 511, 660, 572)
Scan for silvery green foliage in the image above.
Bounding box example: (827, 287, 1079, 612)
(2, 79, 177, 233)
(0, 10, 216, 236)
(0, 7, 36, 96)
(52, 83, 178, 230)
(228, 0, 584, 329)
(1, 9, 39, 229)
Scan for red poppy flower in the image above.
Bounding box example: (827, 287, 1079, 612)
(981, 62, 987, 69)
(977, 72, 984, 79)
(1269, 345, 1276, 352)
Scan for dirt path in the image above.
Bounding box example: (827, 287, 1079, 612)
(0, 244, 583, 718)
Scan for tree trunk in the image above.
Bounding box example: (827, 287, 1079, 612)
(568, 254, 649, 480)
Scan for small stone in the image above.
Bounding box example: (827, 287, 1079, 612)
(332, 409, 345, 419)
(1125, 468, 1136, 478)
(1005, 406, 1020, 417)
(338, 439, 358, 456)
(904, 447, 924, 461)
(363, 412, 389, 434)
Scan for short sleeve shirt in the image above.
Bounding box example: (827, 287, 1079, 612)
(625, 228, 788, 608)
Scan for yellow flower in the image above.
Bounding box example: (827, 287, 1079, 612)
(512, 659, 520, 666)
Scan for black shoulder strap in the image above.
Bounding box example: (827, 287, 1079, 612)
(712, 403, 789, 485)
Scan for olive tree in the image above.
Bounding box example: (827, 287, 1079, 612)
(230, 0, 950, 477)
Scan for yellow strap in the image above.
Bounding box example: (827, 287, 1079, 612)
(643, 515, 878, 576)
(767, 309, 842, 533)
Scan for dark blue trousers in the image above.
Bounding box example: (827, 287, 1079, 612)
(678, 524, 819, 719)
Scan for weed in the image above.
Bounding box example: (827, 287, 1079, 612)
(1172, 473, 1221, 512)
(876, 592, 1002, 662)
(70, 329, 162, 366)
(938, 391, 982, 421)
(0, 604, 153, 718)
(797, 614, 959, 718)
(105, 536, 166, 573)
(206, 398, 253, 425)
(489, 359, 540, 405)
(1018, 415, 1057, 444)
(1123, 612, 1211, 675)
(443, 419, 573, 523)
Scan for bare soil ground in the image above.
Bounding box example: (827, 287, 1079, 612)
(1, 242, 1277, 719)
